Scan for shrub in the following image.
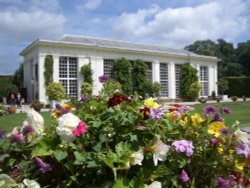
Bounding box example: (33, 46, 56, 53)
(102, 80, 122, 97)
(217, 78, 229, 95)
(231, 96, 238, 102)
(81, 82, 93, 97)
(46, 82, 65, 101)
(7, 106, 16, 114)
(30, 99, 43, 112)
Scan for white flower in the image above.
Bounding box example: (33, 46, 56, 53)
(56, 113, 81, 142)
(235, 128, 250, 144)
(145, 181, 162, 188)
(26, 108, 44, 134)
(23, 179, 41, 188)
(130, 151, 144, 166)
(153, 140, 170, 166)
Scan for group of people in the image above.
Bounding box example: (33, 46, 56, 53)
(10, 93, 24, 108)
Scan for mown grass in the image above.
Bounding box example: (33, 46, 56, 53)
(0, 101, 249, 133)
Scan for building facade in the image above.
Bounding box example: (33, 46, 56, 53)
(20, 35, 218, 103)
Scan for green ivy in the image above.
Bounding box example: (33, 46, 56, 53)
(80, 64, 93, 84)
(44, 55, 53, 87)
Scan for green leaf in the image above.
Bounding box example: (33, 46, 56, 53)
(54, 150, 68, 161)
(32, 145, 53, 157)
(74, 151, 86, 162)
(112, 177, 129, 188)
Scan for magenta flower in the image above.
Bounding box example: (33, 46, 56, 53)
(22, 125, 33, 135)
(216, 176, 230, 188)
(204, 105, 217, 116)
(150, 108, 162, 120)
(172, 140, 194, 157)
(80, 95, 87, 102)
(213, 113, 222, 121)
(180, 169, 189, 182)
(222, 107, 231, 115)
(0, 130, 5, 139)
(210, 138, 220, 145)
(35, 157, 52, 173)
(12, 132, 24, 142)
(72, 121, 87, 137)
(99, 75, 107, 83)
(235, 143, 250, 158)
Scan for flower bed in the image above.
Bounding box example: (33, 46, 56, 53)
(0, 93, 250, 187)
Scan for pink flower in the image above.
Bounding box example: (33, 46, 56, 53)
(180, 169, 189, 182)
(72, 121, 87, 137)
(172, 140, 194, 157)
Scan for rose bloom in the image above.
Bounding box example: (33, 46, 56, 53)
(56, 113, 81, 142)
(27, 108, 44, 134)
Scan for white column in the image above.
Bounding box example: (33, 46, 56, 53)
(196, 64, 200, 82)
(152, 60, 160, 83)
(90, 56, 104, 95)
(38, 55, 47, 104)
(168, 62, 176, 99)
(78, 57, 90, 98)
(208, 65, 214, 96)
(213, 65, 219, 95)
(53, 55, 59, 82)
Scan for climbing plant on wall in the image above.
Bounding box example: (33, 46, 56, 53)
(179, 63, 199, 100)
(44, 55, 53, 87)
(111, 58, 132, 95)
(80, 63, 93, 84)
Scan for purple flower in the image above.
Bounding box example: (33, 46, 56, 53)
(235, 143, 250, 158)
(222, 107, 231, 115)
(216, 176, 231, 188)
(178, 106, 193, 114)
(99, 75, 107, 83)
(210, 138, 220, 145)
(204, 105, 217, 117)
(12, 132, 24, 142)
(22, 125, 33, 134)
(180, 169, 189, 182)
(213, 113, 222, 121)
(80, 95, 87, 102)
(219, 128, 229, 135)
(150, 108, 162, 120)
(35, 157, 52, 173)
(0, 130, 5, 139)
(172, 140, 194, 157)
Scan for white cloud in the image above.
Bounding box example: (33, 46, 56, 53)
(80, 0, 102, 10)
(0, 9, 66, 41)
(112, 0, 249, 47)
(29, 0, 60, 11)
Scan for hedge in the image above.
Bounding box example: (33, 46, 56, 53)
(225, 77, 250, 97)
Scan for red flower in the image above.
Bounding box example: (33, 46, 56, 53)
(72, 121, 87, 137)
(140, 107, 150, 120)
(107, 93, 132, 107)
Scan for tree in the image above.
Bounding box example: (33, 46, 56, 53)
(80, 64, 93, 84)
(236, 41, 250, 76)
(112, 58, 132, 95)
(179, 63, 198, 100)
(13, 63, 24, 89)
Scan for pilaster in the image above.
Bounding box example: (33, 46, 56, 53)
(38, 55, 47, 104)
(168, 62, 176, 99)
(152, 60, 160, 83)
(90, 56, 104, 95)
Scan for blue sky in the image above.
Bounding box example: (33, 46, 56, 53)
(0, 0, 249, 75)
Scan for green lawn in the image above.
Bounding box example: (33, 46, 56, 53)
(0, 101, 249, 133)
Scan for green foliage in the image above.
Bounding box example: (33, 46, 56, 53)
(236, 41, 250, 76)
(44, 55, 53, 87)
(0, 76, 17, 100)
(81, 82, 93, 97)
(231, 96, 238, 102)
(112, 58, 132, 95)
(189, 82, 202, 101)
(132, 59, 148, 97)
(217, 78, 229, 95)
(102, 80, 122, 97)
(225, 77, 250, 97)
(179, 63, 198, 100)
(46, 82, 65, 101)
(80, 64, 93, 84)
(13, 63, 24, 89)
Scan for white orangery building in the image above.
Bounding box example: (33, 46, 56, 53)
(20, 35, 218, 104)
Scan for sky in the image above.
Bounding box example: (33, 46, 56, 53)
(0, 0, 249, 75)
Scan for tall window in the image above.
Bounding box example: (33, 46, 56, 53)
(175, 64, 181, 98)
(145, 62, 152, 81)
(200, 66, 208, 96)
(59, 57, 78, 99)
(103, 59, 114, 79)
(160, 63, 168, 97)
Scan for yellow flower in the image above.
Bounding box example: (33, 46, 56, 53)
(235, 160, 245, 171)
(208, 121, 227, 137)
(167, 111, 181, 121)
(144, 98, 159, 109)
(190, 113, 204, 126)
